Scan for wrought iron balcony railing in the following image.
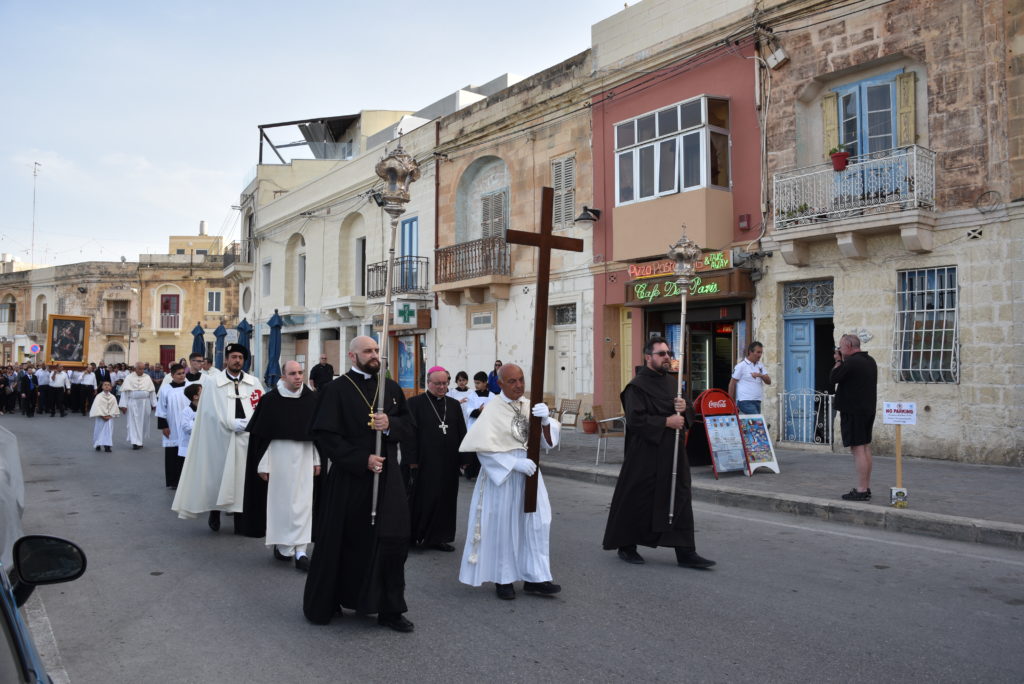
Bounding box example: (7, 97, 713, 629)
(434, 236, 511, 285)
(101, 318, 131, 334)
(24, 319, 47, 335)
(773, 145, 936, 230)
(159, 313, 180, 329)
(366, 256, 431, 298)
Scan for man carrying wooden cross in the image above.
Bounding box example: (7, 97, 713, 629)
(457, 363, 561, 600)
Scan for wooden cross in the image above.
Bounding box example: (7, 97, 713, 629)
(505, 186, 584, 513)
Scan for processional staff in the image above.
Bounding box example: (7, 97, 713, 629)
(370, 143, 421, 525)
(666, 229, 702, 525)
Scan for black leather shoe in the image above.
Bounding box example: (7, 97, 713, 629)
(95, 446, 101, 452)
(430, 542, 456, 552)
(294, 555, 311, 571)
(208, 510, 221, 532)
(495, 583, 516, 600)
(132, 444, 141, 450)
(104, 446, 111, 452)
(676, 550, 716, 569)
(523, 581, 561, 596)
(378, 614, 414, 633)
(617, 547, 645, 564)
(273, 546, 291, 561)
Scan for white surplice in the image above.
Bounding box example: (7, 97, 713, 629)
(90, 391, 119, 448)
(458, 394, 560, 586)
(118, 373, 156, 446)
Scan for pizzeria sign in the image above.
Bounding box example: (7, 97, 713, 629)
(626, 250, 732, 280)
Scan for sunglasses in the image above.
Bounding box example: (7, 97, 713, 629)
(651, 351, 675, 357)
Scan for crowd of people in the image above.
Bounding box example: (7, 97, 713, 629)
(6, 340, 734, 635)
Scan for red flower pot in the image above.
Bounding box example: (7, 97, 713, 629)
(831, 151, 850, 171)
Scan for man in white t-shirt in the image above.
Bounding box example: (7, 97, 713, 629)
(728, 342, 771, 415)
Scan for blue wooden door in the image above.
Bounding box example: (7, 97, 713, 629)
(784, 319, 815, 441)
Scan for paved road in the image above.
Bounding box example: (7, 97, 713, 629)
(6, 411, 1024, 683)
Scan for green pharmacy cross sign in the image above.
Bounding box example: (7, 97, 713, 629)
(395, 302, 416, 324)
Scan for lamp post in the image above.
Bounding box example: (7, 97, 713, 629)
(369, 142, 420, 525)
(666, 228, 702, 524)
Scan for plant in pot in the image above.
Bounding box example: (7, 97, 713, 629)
(829, 144, 850, 171)
(581, 412, 598, 434)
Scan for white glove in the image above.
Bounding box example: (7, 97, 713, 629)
(234, 418, 249, 433)
(513, 459, 537, 477)
(531, 402, 551, 426)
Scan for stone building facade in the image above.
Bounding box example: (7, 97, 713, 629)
(756, 0, 1022, 464)
(433, 53, 596, 407)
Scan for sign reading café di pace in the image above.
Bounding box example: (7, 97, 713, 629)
(625, 250, 747, 306)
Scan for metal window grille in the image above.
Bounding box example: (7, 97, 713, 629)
(892, 266, 958, 383)
(553, 304, 576, 326)
(783, 280, 834, 315)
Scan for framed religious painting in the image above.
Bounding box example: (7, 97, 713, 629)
(45, 314, 90, 368)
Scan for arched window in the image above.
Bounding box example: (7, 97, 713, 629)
(455, 156, 511, 243)
(285, 233, 306, 306)
(339, 213, 367, 297)
(104, 342, 125, 365)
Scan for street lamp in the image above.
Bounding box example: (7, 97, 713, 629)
(368, 142, 420, 525)
(666, 228, 702, 525)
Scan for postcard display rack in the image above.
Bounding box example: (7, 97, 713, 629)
(695, 389, 779, 478)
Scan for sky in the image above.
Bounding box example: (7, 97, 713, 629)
(0, 0, 629, 266)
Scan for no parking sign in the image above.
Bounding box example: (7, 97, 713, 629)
(29, 344, 41, 355)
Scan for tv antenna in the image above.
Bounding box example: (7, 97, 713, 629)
(31, 162, 41, 266)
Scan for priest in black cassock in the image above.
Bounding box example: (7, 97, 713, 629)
(602, 336, 716, 569)
(403, 366, 468, 552)
(302, 336, 415, 632)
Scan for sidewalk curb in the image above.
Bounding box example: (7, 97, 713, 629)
(542, 462, 1024, 551)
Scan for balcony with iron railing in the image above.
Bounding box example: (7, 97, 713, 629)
(366, 256, 431, 298)
(433, 236, 512, 306)
(223, 239, 255, 282)
(770, 145, 937, 266)
(101, 318, 131, 335)
(158, 313, 181, 330)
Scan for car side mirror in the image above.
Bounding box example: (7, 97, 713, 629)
(11, 536, 87, 607)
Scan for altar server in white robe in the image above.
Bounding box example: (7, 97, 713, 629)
(172, 343, 264, 533)
(90, 381, 119, 452)
(119, 363, 156, 450)
(458, 363, 562, 601)
(243, 360, 321, 570)
(156, 364, 194, 488)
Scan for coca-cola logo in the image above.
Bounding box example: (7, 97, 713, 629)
(707, 399, 727, 408)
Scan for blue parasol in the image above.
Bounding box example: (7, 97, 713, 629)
(190, 323, 206, 357)
(213, 323, 227, 370)
(236, 319, 253, 372)
(264, 310, 283, 388)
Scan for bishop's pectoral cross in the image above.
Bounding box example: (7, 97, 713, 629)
(505, 187, 584, 513)
(368, 412, 375, 429)
(439, 421, 448, 435)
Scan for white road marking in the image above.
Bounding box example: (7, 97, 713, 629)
(24, 592, 72, 684)
(696, 504, 1024, 568)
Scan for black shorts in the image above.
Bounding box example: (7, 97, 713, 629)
(840, 412, 875, 447)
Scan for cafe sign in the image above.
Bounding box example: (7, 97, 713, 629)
(624, 268, 754, 306)
(626, 250, 732, 280)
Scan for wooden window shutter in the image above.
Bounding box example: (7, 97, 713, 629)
(494, 191, 506, 235)
(822, 92, 839, 159)
(551, 159, 564, 225)
(481, 194, 493, 238)
(551, 156, 576, 227)
(896, 71, 917, 146)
